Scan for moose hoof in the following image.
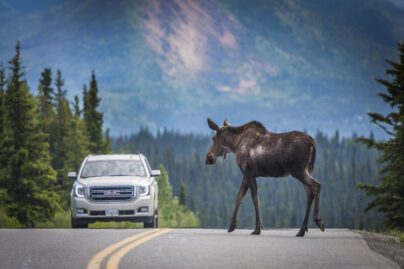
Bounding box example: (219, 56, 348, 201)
(228, 223, 236, 233)
(314, 218, 325, 232)
(296, 228, 306, 237)
(251, 228, 261, 235)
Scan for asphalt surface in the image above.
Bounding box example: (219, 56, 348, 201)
(0, 228, 400, 269)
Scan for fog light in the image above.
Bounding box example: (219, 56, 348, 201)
(138, 207, 148, 213)
(77, 208, 87, 214)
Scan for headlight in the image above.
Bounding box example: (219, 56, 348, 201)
(74, 184, 85, 198)
(139, 185, 150, 196)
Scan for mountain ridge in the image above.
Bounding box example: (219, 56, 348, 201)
(0, 0, 402, 137)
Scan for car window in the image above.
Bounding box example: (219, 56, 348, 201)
(81, 160, 147, 178)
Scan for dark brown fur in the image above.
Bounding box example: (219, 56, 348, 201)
(205, 119, 325, 237)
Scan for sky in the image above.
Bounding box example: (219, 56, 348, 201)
(0, 0, 403, 137)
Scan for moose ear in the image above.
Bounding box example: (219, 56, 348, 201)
(223, 119, 230, 127)
(207, 118, 219, 131)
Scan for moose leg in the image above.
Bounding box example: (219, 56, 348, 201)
(296, 185, 314, 237)
(311, 177, 325, 232)
(228, 176, 249, 233)
(296, 171, 325, 234)
(249, 177, 262, 235)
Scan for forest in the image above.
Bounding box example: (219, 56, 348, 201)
(2, 41, 403, 232)
(0, 42, 197, 228)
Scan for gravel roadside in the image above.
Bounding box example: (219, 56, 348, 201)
(355, 230, 404, 268)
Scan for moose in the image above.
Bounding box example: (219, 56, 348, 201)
(205, 118, 325, 237)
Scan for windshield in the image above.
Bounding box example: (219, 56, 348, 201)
(81, 160, 147, 178)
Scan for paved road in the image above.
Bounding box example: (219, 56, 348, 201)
(0, 229, 400, 269)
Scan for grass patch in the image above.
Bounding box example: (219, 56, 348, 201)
(385, 230, 404, 244)
(90, 221, 143, 229)
(0, 207, 21, 228)
(36, 210, 71, 228)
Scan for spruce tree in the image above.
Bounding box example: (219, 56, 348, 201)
(0, 62, 7, 203)
(0, 62, 6, 134)
(37, 68, 54, 141)
(73, 95, 81, 117)
(103, 128, 112, 153)
(51, 69, 74, 206)
(82, 84, 88, 118)
(67, 95, 89, 172)
(1, 42, 58, 227)
(179, 183, 187, 205)
(83, 71, 104, 153)
(357, 42, 404, 230)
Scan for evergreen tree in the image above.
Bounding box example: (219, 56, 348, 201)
(179, 183, 187, 205)
(73, 95, 81, 117)
(82, 84, 88, 116)
(1, 42, 58, 227)
(357, 42, 404, 230)
(83, 71, 104, 153)
(54, 69, 66, 105)
(0, 62, 6, 134)
(51, 70, 71, 169)
(51, 69, 74, 207)
(103, 128, 112, 153)
(66, 95, 90, 172)
(0, 62, 7, 204)
(37, 68, 54, 140)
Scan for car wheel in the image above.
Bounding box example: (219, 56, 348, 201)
(143, 210, 158, 228)
(71, 218, 88, 228)
(155, 209, 159, 228)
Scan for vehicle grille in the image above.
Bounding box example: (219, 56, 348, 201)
(89, 186, 135, 202)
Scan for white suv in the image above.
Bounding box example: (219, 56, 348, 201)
(69, 154, 160, 228)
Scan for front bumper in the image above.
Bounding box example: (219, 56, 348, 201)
(71, 216, 154, 225)
(71, 195, 155, 222)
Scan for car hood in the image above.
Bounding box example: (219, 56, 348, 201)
(78, 176, 151, 187)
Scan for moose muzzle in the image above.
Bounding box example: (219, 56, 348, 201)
(205, 153, 216, 165)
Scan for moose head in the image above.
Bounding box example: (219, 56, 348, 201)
(205, 118, 233, 165)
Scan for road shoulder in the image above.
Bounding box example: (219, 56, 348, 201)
(355, 230, 404, 268)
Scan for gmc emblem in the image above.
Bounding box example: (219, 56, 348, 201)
(104, 190, 119, 195)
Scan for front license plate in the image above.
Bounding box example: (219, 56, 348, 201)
(105, 209, 119, 217)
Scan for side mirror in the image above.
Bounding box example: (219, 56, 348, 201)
(67, 172, 77, 179)
(150, 170, 161, 177)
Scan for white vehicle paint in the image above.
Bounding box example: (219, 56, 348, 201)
(69, 154, 160, 228)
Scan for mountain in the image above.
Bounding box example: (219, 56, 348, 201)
(0, 0, 403, 137)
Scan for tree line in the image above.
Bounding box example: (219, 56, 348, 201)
(0, 42, 110, 227)
(1, 41, 402, 231)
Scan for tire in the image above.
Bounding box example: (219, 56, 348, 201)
(71, 218, 88, 228)
(143, 210, 158, 228)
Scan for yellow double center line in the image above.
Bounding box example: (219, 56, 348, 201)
(87, 229, 171, 269)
